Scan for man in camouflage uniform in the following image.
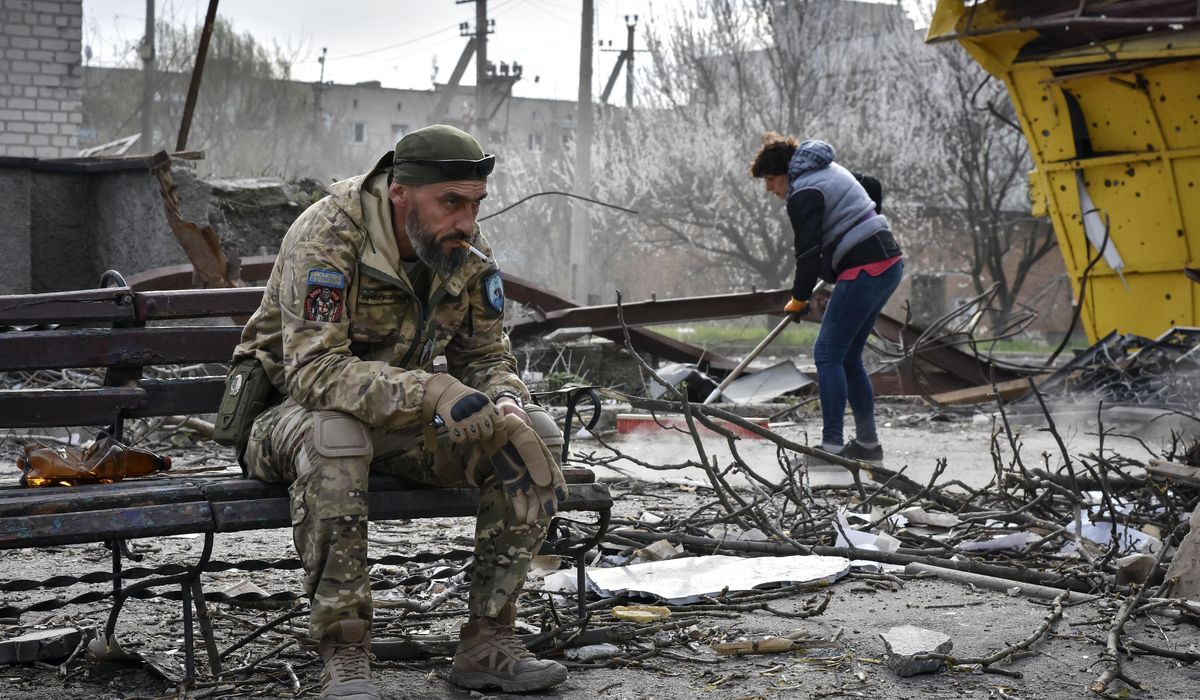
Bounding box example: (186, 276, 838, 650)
(231, 125, 568, 699)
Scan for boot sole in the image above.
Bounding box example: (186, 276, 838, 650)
(449, 665, 568, 693)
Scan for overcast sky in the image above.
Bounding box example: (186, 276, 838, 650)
(83, 0, 672, 102)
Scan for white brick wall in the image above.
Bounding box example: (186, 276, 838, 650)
(0, 0, 82, 158)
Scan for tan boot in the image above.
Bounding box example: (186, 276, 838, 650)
(449, 605, 567, 692)
(319, 619, 381, 700)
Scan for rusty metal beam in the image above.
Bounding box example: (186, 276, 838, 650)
(119, 261, 1018, 384)
(510, 288, 792, 338)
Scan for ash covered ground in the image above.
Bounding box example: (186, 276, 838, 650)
(1, 399, 1199, 699)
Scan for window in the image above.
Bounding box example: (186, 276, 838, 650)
(392, 124, 409, 142)
(353, 98, 359, 109)
(397, 101, 403, 111)
(527, 133, 543, 151)
(352, 123, 365, 143)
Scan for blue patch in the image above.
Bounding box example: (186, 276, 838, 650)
(307, 268, 345, 289)
(483, 271, 505, 316)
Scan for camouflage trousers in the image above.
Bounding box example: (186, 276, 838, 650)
(243, 397, 549, 639)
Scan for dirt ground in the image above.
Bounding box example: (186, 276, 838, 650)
(2, 400, 1198, 699)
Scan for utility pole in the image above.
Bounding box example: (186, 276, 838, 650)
(455, 0, 493, 136)
(317, 47, 327, 84)
(139, 0, 155, 150)
(474, 0, 489, 136)
(624, 15, 636, 108)
(600, 15, 640, 108)
(570, 0, 594, 303)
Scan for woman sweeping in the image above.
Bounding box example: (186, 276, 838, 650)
(750, 133, 903, 465)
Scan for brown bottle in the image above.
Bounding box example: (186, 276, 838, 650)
(17, 435, 171, 488)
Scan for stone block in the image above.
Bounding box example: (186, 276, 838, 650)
(22, 108, 50, 121)
(0, 627, 91, 664)
(25, 48, 50, 61)
(32, 73, 60, 87)
(28, 133, 48, 145)
(0, 132, 27, 145)
(34, 97, 55, 110)
(5, 48, 25, 60)
(880, 626, 952, 677)
(1165, 502, 1200, 599)
(9, 121, 33, 132)
(4, 144, 34, 156)
(39, 37, 65, 51)
(11, 36, 36, 49)
(35, 121, 56, 135)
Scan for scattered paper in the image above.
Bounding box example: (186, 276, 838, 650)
(834, 511, 900, 554)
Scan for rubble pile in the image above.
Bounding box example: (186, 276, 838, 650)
(1011, 327, 1200, 419)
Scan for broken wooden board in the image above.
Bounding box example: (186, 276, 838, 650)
(616, 413, 770, 439)
(927, 376, 1045, 406)
(1146, 459, 1200, 487)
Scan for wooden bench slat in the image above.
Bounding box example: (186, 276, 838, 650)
(211, 483, 612, 533)
(0, 326, 241, 371)
(0, 387, 145, 428)
(0, 288, 136, 325)
(136, 288, 265, 321)
(0, 480, 203, 517)
(0, 377, 225, 427)
(0, 502, 214, 549)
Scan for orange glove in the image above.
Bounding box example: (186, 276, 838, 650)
(784, 297, 809, 316)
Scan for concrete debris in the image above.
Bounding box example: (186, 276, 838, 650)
(1115, 553, 1158, 586)
(1165, 502, 1200, 599)
(565, 643, 621, 662)
(880, 626, 952, 677)
(630, 539, 685, 564)
(898, 506, 962, 528)
(0, 627, 92, 664)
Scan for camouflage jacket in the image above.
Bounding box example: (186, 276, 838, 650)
(232, 153, 528, 431)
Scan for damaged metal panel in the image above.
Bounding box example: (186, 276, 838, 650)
(929, 1, 1200, 342)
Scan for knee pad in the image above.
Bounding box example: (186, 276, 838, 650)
(312, 411, 373, 461)
(524, 403, 564, 467)
(298, 411, 372, 520)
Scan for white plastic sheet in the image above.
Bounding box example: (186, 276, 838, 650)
(582, 554, 851, 604)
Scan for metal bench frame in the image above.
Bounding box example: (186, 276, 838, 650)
(0, 274, 612, 686)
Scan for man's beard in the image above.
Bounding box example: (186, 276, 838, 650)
(405, 203, 467, 276)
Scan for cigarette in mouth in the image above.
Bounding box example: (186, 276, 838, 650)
(458, 240, 491, 263)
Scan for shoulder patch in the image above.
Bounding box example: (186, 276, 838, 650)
(307, 268, 345, 289)
(304, 268, 346, 323)
(482, 270, 505, 317)
(304, 286, 344, 323)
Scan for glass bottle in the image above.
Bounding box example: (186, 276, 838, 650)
(17, 435, 171, 487)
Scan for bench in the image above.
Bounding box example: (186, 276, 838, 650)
(0, 273, 612, 685)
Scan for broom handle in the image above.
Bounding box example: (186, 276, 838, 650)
(702, 280, 827, 405)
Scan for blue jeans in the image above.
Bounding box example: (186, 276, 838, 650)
(812, 259, 903, 446)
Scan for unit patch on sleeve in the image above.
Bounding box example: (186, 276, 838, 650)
(304, 268, 345, 323)
(482, 270, 505, 317)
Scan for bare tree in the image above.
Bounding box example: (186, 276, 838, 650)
(894, 40, 1060, 325)
(586, 0, 908, 297)
(82, 17, 329, 178)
